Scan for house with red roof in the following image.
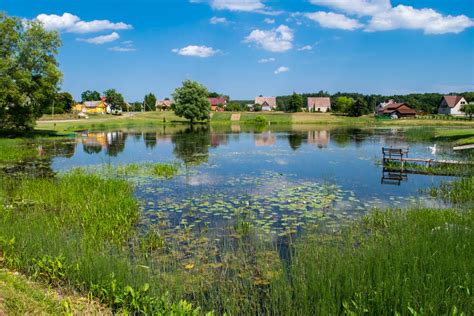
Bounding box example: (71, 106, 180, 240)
(377, 100, 417, 119)
(307, 97, 331, 112)
(438, 96, 467, 116)
(208, 97, 227, 111)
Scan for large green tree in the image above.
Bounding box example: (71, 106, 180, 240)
(0, 13, 62, 130)
(461, 104, 474, 120)
(287, 92, 304, 113)
(81, 90, 101, 102)
(104, 89, 126, 111)
(172, 80, 210, 124)
(144, 93, 157, 111)
(347, 98, 368, 117)
(334, 96, 355, 113)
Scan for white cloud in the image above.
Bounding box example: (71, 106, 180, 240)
(210, 0, 265, 12)
(192, 0, 281, 15)
(109, 46, 136, 52)
(298, 45, 313, 51)
(244, 24, 293, 52)
(36, 13, 132, 33)
(172, 45, 219, 57)
(258, 57, 275, 63)
(367, 5, 474, 34)
(309, 0, 474, 34)
(305, 12, 363, 30)
(109, 40, 136, 52)
(274, 66, 290, 74)
(78, 32, 120, 44)
(264, 18, 275, 24)
(210, 16, 229, 24)
(309, 0, 390, 16)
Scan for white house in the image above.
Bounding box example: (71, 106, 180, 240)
(255, 96, 277, 111)
(307, 97, 331, 112)
(438, 96, 467, 116)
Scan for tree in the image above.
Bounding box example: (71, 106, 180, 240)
(334, 96, 355, 113)
(56, 92, 75, 113)
(81, 90, 101, 102)
(172, 80, 210, 124)
(287, 92, 304, 113)
(347, 98, 368, 117)
(461, 104, 474, 120)
(143, 93, 157, 111)
(104, 89, 126, 111)
(0, 13, 62, 130)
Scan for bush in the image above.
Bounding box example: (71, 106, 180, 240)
(254, 115, 267, 125)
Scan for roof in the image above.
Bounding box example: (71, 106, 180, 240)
(381, 103, 416, 115)
(307, 97, 331, 108)
(84, 101, 105, 108)
(255, 96, 277, 108)
(156, 100, 174, 107)
(442, 96, 464, 108)
(208, 97, 227, 106)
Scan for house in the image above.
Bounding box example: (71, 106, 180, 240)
(377, 102, 417, 119)
(255, 96, 277, 111)
(438, 96, 467, 116)
(73, 97, 108, 114)
(376, 99, 396, 113)
(208, 97, 227, 112)
(155, 99, 174, 111)
(307, 97, 331, 112)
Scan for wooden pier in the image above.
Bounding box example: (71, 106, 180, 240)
(382, 147, 474, 167)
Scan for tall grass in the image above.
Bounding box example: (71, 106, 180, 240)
(277, 208, 473, 315)
(0, 167, 473, 314)
(0, 170, 203, 314)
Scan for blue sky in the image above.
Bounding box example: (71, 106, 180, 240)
(3, 0, 474, 101)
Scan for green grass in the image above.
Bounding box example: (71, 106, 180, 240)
(430, 176, 474, 204)
(0, 170, 203, 314)
(114, 162, 180, 178)
(0, 269, 109, 315)
(435, 128, 474, 145)
(0, 139, 38, 163)
(383, 160, 474, 176)
(279, 207, 473, 315)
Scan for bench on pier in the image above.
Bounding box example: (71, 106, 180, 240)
(382, 147, 409, 160)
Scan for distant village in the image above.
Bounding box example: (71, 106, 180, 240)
(73, 94, 473, 120)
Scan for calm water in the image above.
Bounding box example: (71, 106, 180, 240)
(45, 125, 460, 237)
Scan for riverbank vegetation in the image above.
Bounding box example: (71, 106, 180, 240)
(1, 160, 473, 314)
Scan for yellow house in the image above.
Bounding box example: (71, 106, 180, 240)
(74, 100, 108, 114)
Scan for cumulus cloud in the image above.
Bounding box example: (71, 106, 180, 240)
(258, 57, 276, 63)
(264, 18, 275, 24)
(172, 45, 219, 57)
(309, 0, 390, 16)
(192, 0, 280, 15)
(244, 24, 293, 52)
(36, 13, 132, 33)
(210, 0, 265, 12)
(305, 12, 363, 30)
(210, 16, 229, 24)
(308, 0, 474, 34)
(274, 66, 290, 74)
(78, 32, 120, 44)
(366, 5, 474, 34)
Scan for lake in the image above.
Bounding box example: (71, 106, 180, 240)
(41, 125, 461, 239)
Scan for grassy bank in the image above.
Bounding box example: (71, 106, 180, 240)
(0, 165, 472, 314)
(405, 127, 474, 146)
(35, 111, 474, 133)
(0, 269, 109, 315)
